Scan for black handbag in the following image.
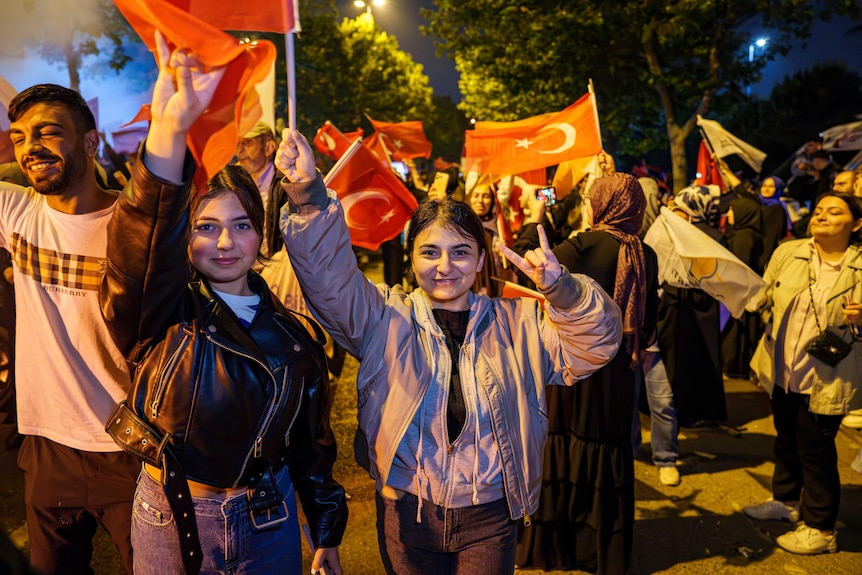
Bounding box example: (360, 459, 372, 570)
(804, 266, 852, 367)
(805, 329, 852, 367)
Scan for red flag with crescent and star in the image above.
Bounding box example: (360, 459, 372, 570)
(313, 121, 364, 161)
(464, 93, 601, 177)
(114, 0, 276, 193)
(366, 117, 433, 161)
(325, 143, 419, 251)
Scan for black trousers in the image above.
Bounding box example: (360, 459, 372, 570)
(17, 435, 139, 575)
(770, 388, 843, 531)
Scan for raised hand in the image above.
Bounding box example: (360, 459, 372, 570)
(150, 30, 225, 135)
(497, 224, 562, 290)
(275, 129, 317, 184)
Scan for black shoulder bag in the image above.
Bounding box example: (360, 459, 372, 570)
(804, 264, 852, 367)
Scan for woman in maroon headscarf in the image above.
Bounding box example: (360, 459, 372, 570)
(512, 173, 659, 575)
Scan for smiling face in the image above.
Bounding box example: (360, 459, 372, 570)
(9, 102, 94, 198)
(809, 195, 862, 249)
(469, 185, 494, 217)
(189, 191, 261, 296)
(411, 221, 485, 311)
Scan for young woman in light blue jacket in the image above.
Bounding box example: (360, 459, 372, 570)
(275, 132, 622, 575)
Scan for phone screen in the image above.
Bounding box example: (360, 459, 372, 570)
(535, 186, 556, 206)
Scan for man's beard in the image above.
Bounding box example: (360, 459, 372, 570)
(27, 149, 86, 196)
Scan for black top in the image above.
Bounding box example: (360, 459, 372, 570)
(432, 308, 470, 443)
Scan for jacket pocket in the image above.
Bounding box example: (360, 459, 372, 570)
(149, 329, 192, 419)
(357, 372, 382, 410)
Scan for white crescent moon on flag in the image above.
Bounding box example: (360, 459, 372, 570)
(537, 123, 576, 155)
(341, 190, 393, 230)
(321, 132, 336, 151)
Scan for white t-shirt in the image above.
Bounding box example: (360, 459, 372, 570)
(0, 183, 130, 452)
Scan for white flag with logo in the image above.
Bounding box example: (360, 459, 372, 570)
(697, 115, 767, 174)
(643, 207, 765, 318)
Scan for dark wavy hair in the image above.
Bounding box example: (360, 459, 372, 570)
(8, 84, 97, 134)
(189, 164, 267, 263)
(811, 191, 862, 245)
(405, 197, 486, 285)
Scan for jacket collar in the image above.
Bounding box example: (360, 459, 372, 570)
(409, 289, 493, 340)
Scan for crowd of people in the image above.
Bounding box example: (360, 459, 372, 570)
(0, 35, 861, 575)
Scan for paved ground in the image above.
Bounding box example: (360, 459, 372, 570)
(2, 260, 861, 574)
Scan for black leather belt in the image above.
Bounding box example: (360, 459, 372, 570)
(106, 402, 289, 575)
(160, 455, 288, 574)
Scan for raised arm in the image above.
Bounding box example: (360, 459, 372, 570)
(100, 32, 224, 357)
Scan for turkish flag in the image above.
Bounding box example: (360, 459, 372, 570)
(115, 0, 277, 193)
(694, 140, 725, 188)
(366, 117, 433, 161)
(165, 0, 299, 33)
(497, 168, 546, 233)
(313, 121, 363, 161)
(362, 133, 394, 166)
(465, 93, 601, 177)
(325, 143, 418, 251)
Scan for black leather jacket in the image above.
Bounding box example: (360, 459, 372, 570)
(99, 155, 347, 548)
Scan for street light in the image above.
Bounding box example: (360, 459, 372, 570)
(354, 0, 385, 15)
(748, 37, 768, 62)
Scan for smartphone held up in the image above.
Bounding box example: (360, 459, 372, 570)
(535, 186, 557, 207)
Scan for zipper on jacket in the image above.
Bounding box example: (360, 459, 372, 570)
(205, 333, 282, 487)
(256, 371, 304, 459)
(151, 331, 191, 419)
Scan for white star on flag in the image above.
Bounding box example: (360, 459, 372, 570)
(380, 209, 397, 223)
(515, 138, 533, 149)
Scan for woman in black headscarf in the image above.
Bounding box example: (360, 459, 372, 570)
(512, 173, 659, 575)
(658, 185, 728, 426)
(721, 197, 764, 378)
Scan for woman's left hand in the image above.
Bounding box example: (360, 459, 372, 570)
(275, 129, 317, 184)
(312, 546, 342, 575)
(497, 224, 562, 290)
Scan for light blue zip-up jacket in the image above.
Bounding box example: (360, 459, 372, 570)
(281, 176, 622, 520)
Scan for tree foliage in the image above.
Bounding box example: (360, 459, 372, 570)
(425, 0, 860, 190)
(719, 61, 862, 175)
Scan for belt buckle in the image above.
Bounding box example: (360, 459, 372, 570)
(249, 500, 290, 530)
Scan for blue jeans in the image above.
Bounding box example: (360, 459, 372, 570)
(131, 466, 301, 575)
(376, 492, 517, 575)
(642, 351, 679, 467)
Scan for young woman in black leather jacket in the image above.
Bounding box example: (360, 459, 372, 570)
(100, 34, 347, 575)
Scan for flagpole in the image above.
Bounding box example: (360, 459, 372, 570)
(324, 137, 363, 186)
(282, 1, 296, 131)
(588, 79, 603, 150)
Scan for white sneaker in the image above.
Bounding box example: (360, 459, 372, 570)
(776, 523, 837, 554)
(743, 499, 799, 522)
(658, 466, 680, 486)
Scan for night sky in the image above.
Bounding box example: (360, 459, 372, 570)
(334, 1, 862, 101)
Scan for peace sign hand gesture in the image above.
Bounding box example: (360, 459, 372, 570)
(497, 224, 562, 291)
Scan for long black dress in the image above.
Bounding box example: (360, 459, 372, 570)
(656, 222, 727, 426)
(721, 198, 764, 378)
(512, 224, 658, 575)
